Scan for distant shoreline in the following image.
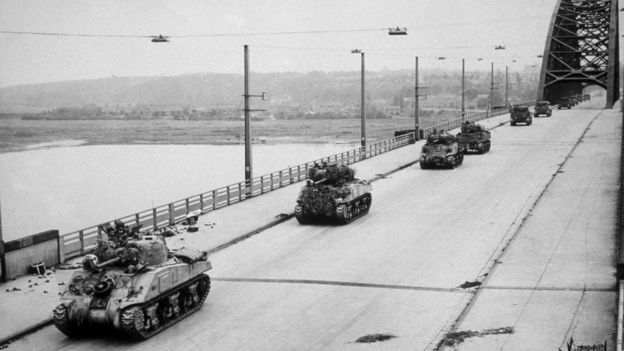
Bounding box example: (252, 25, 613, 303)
(0, 116, 433, 154)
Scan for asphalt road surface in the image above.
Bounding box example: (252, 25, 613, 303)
(10, 105, 616, 350)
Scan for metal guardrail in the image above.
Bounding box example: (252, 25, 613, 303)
(59, 132, 415, 261)
(421, 102, 533, 139)
(59, 104, 532, 261)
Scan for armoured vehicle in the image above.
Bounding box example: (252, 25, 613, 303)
(295, 163, 372, 225)
(557, 97, 572, 109)
(420, 131, 464, 169)
(455, 121, 491, 154)
(534, 101, 552, 117)
(510, 106, 532, 126)
(53, 221, 212, 340)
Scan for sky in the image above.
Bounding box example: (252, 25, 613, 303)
(0, 0, 613, 88)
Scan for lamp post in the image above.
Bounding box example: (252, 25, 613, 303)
(414, 56, 420, 140)
(461, 58, 465, 120)
(352, 49, 366, 150)
(242, 45, 267, 196)
(244, 45, 252, 192)
(505, 65, 509, 107)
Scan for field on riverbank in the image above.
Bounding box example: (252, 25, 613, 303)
(0, 113, 459, 153)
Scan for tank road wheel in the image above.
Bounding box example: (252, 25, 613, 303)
(527, 119, 532, 126)
(420, 161, 428, 170)
(361, 194, 372, 214)
(53, 303, 84, 338)
(336, 204, 352, 225)
(120, 306, 149, 339)
(484, 140, 491, 152)
(458, 152, 464, 165)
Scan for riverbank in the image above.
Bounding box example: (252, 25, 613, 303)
(0, 115, 450, 154)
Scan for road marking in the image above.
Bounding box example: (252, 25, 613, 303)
(212, 277, 469, 293)
(483, 285, 615, 292)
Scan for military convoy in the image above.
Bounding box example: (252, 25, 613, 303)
(295, 163, 372, 224)
(455, 121, 491, 154)
(420, 131, 464, 169)
(54, 221, 212, 340)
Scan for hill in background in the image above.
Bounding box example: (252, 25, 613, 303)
(0, 67, 540, 115)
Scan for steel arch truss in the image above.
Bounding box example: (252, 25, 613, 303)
(538, 0, 619, 107)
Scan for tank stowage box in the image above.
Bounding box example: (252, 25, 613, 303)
(53, 224, 211, 340)
(420, 131, 464, 169)
(455, 121, 491, 154)
(295, 163, 372, 224)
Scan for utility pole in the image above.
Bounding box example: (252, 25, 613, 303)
(243, 45, 252, 193)
(360, 52, 366, 148)
(505, 65, 509, 107)
(488, 62, 494, 117)
(242, 45, 267, 196)
(461, 58, 465, 120)
(0, 195, 5, 282)
(415, 56, 420, 140)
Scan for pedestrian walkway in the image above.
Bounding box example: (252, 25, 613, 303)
(450, 108, 620, 350)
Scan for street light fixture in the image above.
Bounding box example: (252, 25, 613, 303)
(151, 35, 169, 43)
(388, 27, 408, 35)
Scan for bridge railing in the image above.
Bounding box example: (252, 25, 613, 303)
(59, 132, 415, 261)
(59, 103, 534, 261)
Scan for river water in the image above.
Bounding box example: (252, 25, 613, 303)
(0, 142, 358, 241)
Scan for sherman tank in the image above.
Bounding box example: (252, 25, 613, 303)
(420, 131, 464, 169)
(53, 221, 212, 340)
(455, 121, 491, 154)
(295, 163, 372, 225)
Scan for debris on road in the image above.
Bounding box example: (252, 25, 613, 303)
(440, 327, 513, 347)
(354, 333, 397, 343)
(459, 280, 481, 289)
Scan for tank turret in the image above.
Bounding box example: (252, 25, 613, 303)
(53, 225, 211, 340)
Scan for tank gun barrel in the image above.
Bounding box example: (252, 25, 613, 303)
(96, 256, 121, 269)
(313, 178, 327, 185)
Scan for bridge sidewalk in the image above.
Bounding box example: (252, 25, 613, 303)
(0, 113, 512, 344)
(451, 108, 620, 350)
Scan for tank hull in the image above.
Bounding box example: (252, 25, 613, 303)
(295, 181, 372, 224)
(455, 131, 491, 154)
(54, 237, 212, 340)
(420, 143, 464, 169)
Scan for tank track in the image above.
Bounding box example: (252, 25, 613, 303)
(119, 274, 211, 339)
(53, 303, 86, 338)
(336, 193, 372, 225)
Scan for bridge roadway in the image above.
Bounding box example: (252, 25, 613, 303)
(7, 103, 619, 350)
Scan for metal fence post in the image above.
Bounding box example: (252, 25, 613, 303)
(152, 208, 158, 230)
(168, 203, 174, 225)
(200, 194, 204, 212)
(212, 190, 217, 210)
(79, 230, 85, 255)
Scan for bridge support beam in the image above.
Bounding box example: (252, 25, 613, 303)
(538, 0, 619, 108)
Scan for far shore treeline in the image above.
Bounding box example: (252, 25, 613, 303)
(0, 67, 539, 120)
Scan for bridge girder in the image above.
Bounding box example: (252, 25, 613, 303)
(537, 0, 619, 107)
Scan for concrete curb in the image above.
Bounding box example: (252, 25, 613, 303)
(0, 317, 53, 347)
